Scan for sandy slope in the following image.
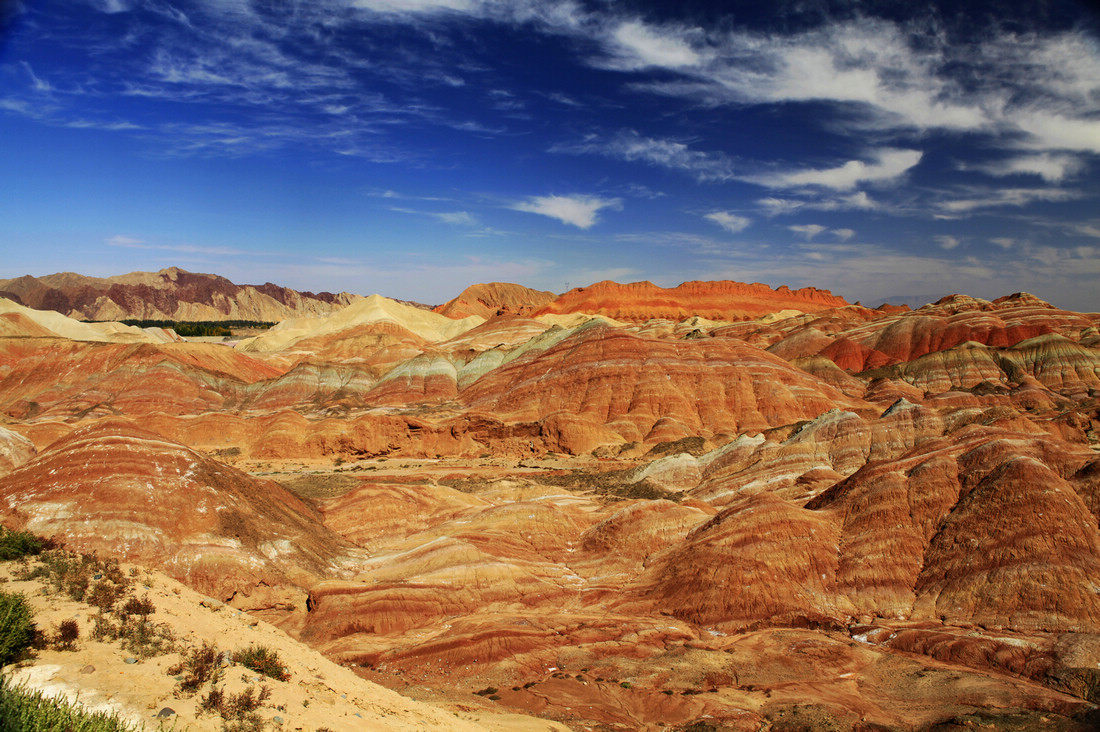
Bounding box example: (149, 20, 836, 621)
(238, 295, 485, 352)
(0, 298, 158, 344)
(0, 562, 563, 731)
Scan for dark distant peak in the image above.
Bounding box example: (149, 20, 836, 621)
(253, 282, 342, 305)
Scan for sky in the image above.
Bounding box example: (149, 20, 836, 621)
(1, 0, 1099, 309)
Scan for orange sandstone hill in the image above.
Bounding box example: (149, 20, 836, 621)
(536, 279, 850, 321)
(0, 267, 362, 322)
(434, 281, 557, 319)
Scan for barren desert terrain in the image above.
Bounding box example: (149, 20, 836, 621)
(1, 271, 1099, 730)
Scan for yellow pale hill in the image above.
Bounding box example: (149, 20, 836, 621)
(238, 294, 485, 352)
(534, 312, 625, 329)
(0, 298, 160, 343)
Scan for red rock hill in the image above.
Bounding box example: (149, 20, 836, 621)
(537, 280, 849, 321)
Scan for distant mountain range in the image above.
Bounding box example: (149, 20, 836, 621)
(1, 268, 859, 324)
(0, 267, 361, 322)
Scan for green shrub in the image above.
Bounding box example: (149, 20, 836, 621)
(0, 590, 36, 666)
(232, 644, 289, 682)
(0, 528, 47, 561)
(0, 678, 129, 731)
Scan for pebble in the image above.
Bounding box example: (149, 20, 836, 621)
(123, 658, 138, 665)
(156, 708, 176, 718)
(79, 664, 95, 674)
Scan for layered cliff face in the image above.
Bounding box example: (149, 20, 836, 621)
(1, 281, 1099, 729)
(0, 267, 361, 322)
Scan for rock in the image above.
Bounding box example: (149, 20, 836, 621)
(156, 707, 175, 718)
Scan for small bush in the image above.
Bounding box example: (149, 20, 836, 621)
(232, 644, 289, 682)
(171, 641, 222, 693)
(92, 614, 174, 658)
(0, 677, 129, 730)
(199, 684, 270, 732)
(0, 527, 47, 561)
(199, 686, 225, 713)
(85, 581, 124, 614)
(54, 619, 80, 650)
(119, 595, 155, 617)
(0, 590, 36, 666)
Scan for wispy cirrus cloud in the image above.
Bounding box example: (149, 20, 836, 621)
(756, 191, 880, 217)
(934, 235, 962, 250)
(551, 131, 738, 182)
(936, 186, 1081, 214)
(390, 206, 479, 226)
(105, 235, 254, 257)
(752, 149, 923, 191)
(963, 153, 1085, 183)
(788, 224, 827, 241)
(511, 194, 622, 229)
(704, 211, 751, 234)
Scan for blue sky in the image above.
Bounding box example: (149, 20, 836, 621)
(1, 0, 1099, 309)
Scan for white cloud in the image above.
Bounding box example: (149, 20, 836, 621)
(607, 21, 704, 70)
(789, 224, 827, 240)
(935, 235, 962, 250)
(552, 131, 736, 182)
(755, 149, 922, 190)
(757, 197, 804, 216)
(390, 206, 478, 225)
(511, 194, 622, 228)
(106, 235, 145, 247)
(435, 211, 477, 225)
(832, 228, 855, 241)
(989, 237, 1015, 249)
(704, 211, 751, 234)
(968, 153, 1085, 183)
(353, 0, 482, 14)
(105, 236, 251, 257)
(938, 187, 1080, 213)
